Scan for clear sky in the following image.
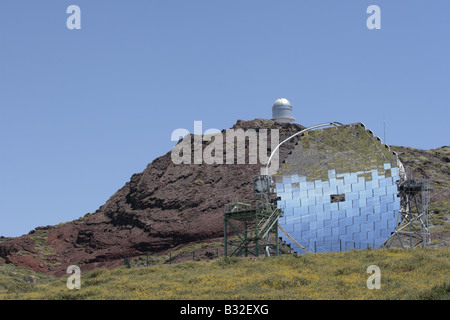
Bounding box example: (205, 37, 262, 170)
(0, 1, 449, 237)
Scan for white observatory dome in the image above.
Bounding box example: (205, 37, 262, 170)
(272, 98, 295, 123)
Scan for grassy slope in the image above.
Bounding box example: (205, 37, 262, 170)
(1, 246, 448, 300)
(0, 261, 56, 298)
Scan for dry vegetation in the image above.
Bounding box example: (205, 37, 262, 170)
(1, 246, 448, 300)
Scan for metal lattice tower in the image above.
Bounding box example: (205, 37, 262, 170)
(384, 178, 431, 249)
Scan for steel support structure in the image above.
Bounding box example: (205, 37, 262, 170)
(384, 178, 431, 249)
(224, 200, 281, 257)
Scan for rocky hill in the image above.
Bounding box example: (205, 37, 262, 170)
(0, 119, 306, 275)
(0, 119, 448, 276)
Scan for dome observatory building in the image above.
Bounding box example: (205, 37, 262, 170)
(272, 98, 295, 123)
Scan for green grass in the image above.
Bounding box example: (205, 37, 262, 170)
(0, 261, 57, 298)
(430, 200, 450, 234)
(0, 246, 448, 300)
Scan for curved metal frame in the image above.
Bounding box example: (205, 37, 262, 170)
(263, 122, 344, 175)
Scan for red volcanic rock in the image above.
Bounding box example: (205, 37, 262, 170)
(0, 119, 306, 275)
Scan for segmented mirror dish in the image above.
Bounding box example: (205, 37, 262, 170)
(274, 123, 402, 253)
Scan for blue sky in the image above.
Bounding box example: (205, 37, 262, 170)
(0, 1, 449, 237)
